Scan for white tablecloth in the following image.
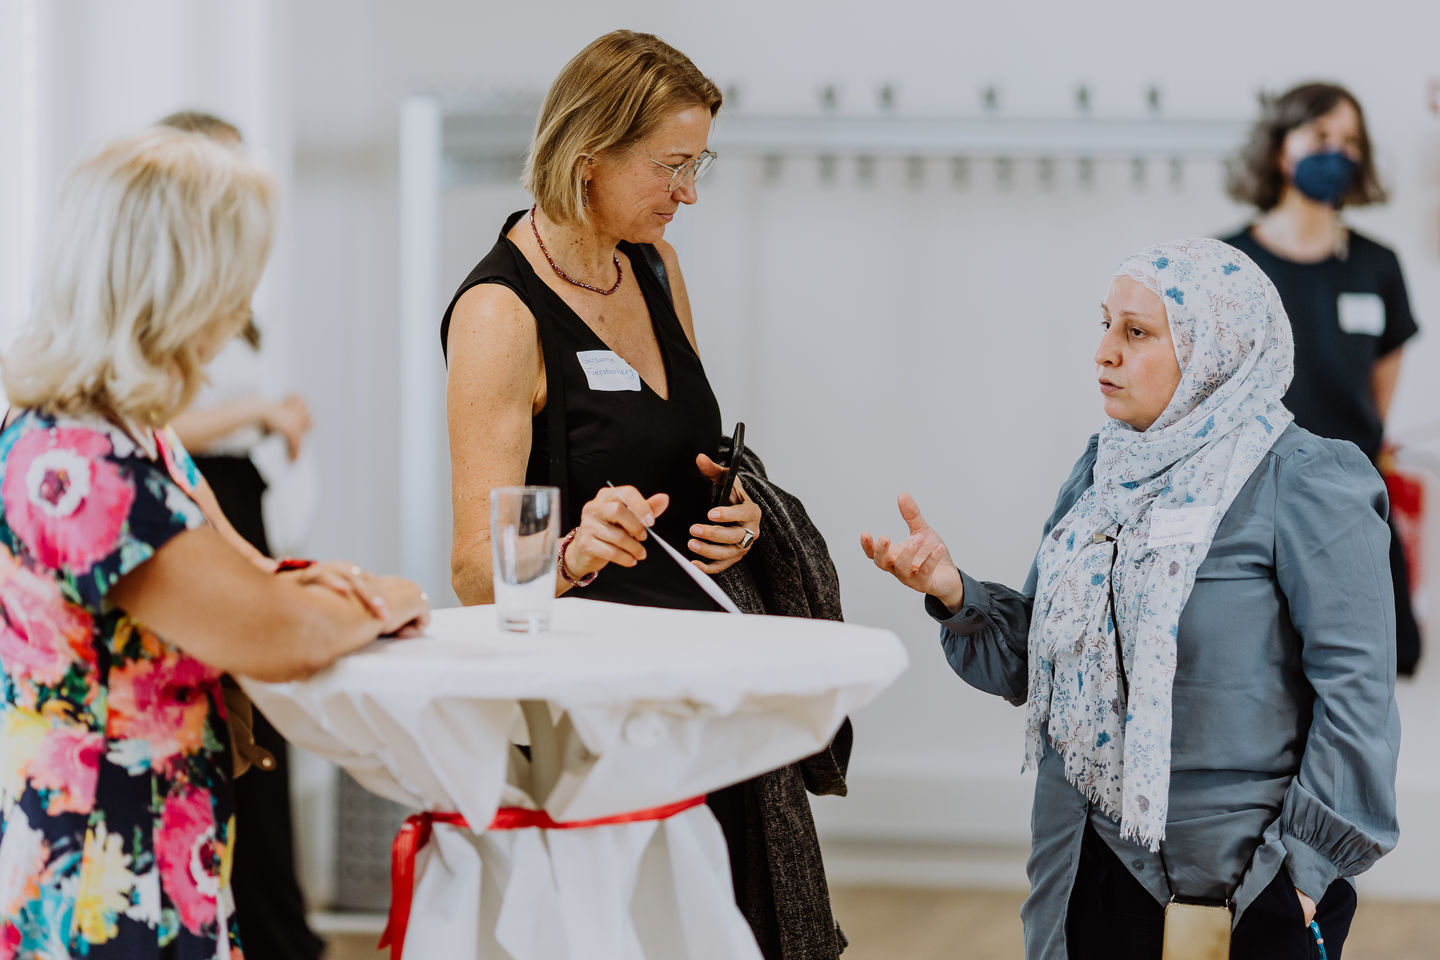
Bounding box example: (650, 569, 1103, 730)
(241, 598, 907, 959)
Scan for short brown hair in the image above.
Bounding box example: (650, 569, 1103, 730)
(157, 110, 243, 143)
(1226, 82, 1387, 212)
(523, 30, 722, 224)
(158, 110, 262, 351)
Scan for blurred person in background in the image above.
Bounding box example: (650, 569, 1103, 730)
(442, 30, 850, 960)
(158, 110, 326, 960)
(1221, 82, 1422, 676)
(0, 127, 427, 958)
(863, 239, 1399, 959)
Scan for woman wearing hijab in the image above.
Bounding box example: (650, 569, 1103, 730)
(862, 239, 1399, 959)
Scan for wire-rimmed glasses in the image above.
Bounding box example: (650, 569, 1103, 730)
(648, 150, 717, 193)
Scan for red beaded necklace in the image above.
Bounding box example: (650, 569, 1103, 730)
(529, 205, 623, 296)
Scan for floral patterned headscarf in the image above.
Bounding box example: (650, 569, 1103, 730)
(1022, 238, 1294, 850)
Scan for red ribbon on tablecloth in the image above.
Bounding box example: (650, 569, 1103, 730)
(377, 796, 708, 959)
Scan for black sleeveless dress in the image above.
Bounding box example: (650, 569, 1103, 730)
(441, 210, 725, 612)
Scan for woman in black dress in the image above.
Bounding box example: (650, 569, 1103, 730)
(1221, 82, 1422, 674)
(442, 31, 847, 959)
(443, 33, 757, 609)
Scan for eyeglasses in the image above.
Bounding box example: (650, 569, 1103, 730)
(648, 150, 717, 193)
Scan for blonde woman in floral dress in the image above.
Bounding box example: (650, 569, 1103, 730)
(0, 128, 428, 958)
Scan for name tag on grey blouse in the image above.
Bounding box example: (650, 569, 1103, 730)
(1337, 292, 1385, 336)
(576, 350, 642, 391)
(1148, 506, 1219, 549)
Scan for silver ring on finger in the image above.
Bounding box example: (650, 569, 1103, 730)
(739, 528, 756, 550)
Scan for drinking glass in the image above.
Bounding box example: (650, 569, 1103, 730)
(490, 486, 561, 632)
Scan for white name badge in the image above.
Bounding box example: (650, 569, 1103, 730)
(576, 350, 642, 392)
(1148, 506, 1218, 549)
(1337, 292, 1385, 337)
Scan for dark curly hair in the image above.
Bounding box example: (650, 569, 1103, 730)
(1225, 82, 1387, 212)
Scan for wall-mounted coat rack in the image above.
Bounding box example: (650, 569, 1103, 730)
(430, 84, 1249, 190)
(396, 91, 1250, 594)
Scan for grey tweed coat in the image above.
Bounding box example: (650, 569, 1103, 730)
(712, 448, 852, 960)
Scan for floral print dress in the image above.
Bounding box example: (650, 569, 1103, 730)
(0, 409, 242, 959)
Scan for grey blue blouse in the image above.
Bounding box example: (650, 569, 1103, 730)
(927, 423, 1400, 959)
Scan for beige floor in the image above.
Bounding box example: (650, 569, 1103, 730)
(322, 886, 1439, 959)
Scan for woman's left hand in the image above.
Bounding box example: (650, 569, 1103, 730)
(1296, 888, 1317, 926)
(277, 561, 391, 620)
(690, 453, 762, 574)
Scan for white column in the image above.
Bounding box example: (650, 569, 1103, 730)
(398, 96, 447, 598)
(0, 0, 41, 354)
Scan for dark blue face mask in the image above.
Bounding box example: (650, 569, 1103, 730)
(1291, 151, 1357, 207)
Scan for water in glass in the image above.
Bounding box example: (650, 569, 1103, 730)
(490, 486, 560, 632)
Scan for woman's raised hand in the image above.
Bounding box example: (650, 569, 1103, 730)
(860, 493, 965, 612)
(564, 485, 671, 580)
(264, 394, 313, 461)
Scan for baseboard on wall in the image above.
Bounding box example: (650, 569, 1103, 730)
(811, 771, 1034, 846)
(811, 771, 1031, 890)
(813, 772, 1440, 901)
(820, 835, 1031, 890)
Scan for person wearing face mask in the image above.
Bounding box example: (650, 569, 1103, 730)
(1221, 82, 1422, 676)
(862, 240, 1399, 959)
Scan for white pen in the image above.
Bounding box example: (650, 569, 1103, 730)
(604, 481, 742, 614)
(605, 480, 655, 527)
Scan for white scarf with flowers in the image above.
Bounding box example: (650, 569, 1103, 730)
(1022, 238, 1295, 850)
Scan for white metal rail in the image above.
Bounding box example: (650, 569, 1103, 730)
(397, 95, 1248, 596)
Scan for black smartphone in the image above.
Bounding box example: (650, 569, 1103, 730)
(711, 421, 746, 511)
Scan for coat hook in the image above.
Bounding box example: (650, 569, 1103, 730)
(1078, 156, 1095, 189)
(1169, 156, 1184, 191)
(951, 156, 970, 187)
(1038, 156, 1056, 187)
(820, 84, 840, 112)
(995, 155, 1014, 187)
(856, 155, 876, 185)
(1146, 84, 1163, 116)
(763, 154, 783, 185)
(1075, 84, 1091, 115)
(1131, 157, 1147, 188)
(982, 84, 1001, 114)
(818, 154, 838, 185)
(879, 83, 897, 113)
(905, 156, 925, 188)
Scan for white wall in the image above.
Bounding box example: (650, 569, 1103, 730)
(2, 0, 297, 364)
(284, 0, 1440, 899)
(0, 0, 40, 351)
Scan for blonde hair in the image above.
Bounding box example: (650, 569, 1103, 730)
(2, 127, 277, 425)
(523, 30, 722, 225)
